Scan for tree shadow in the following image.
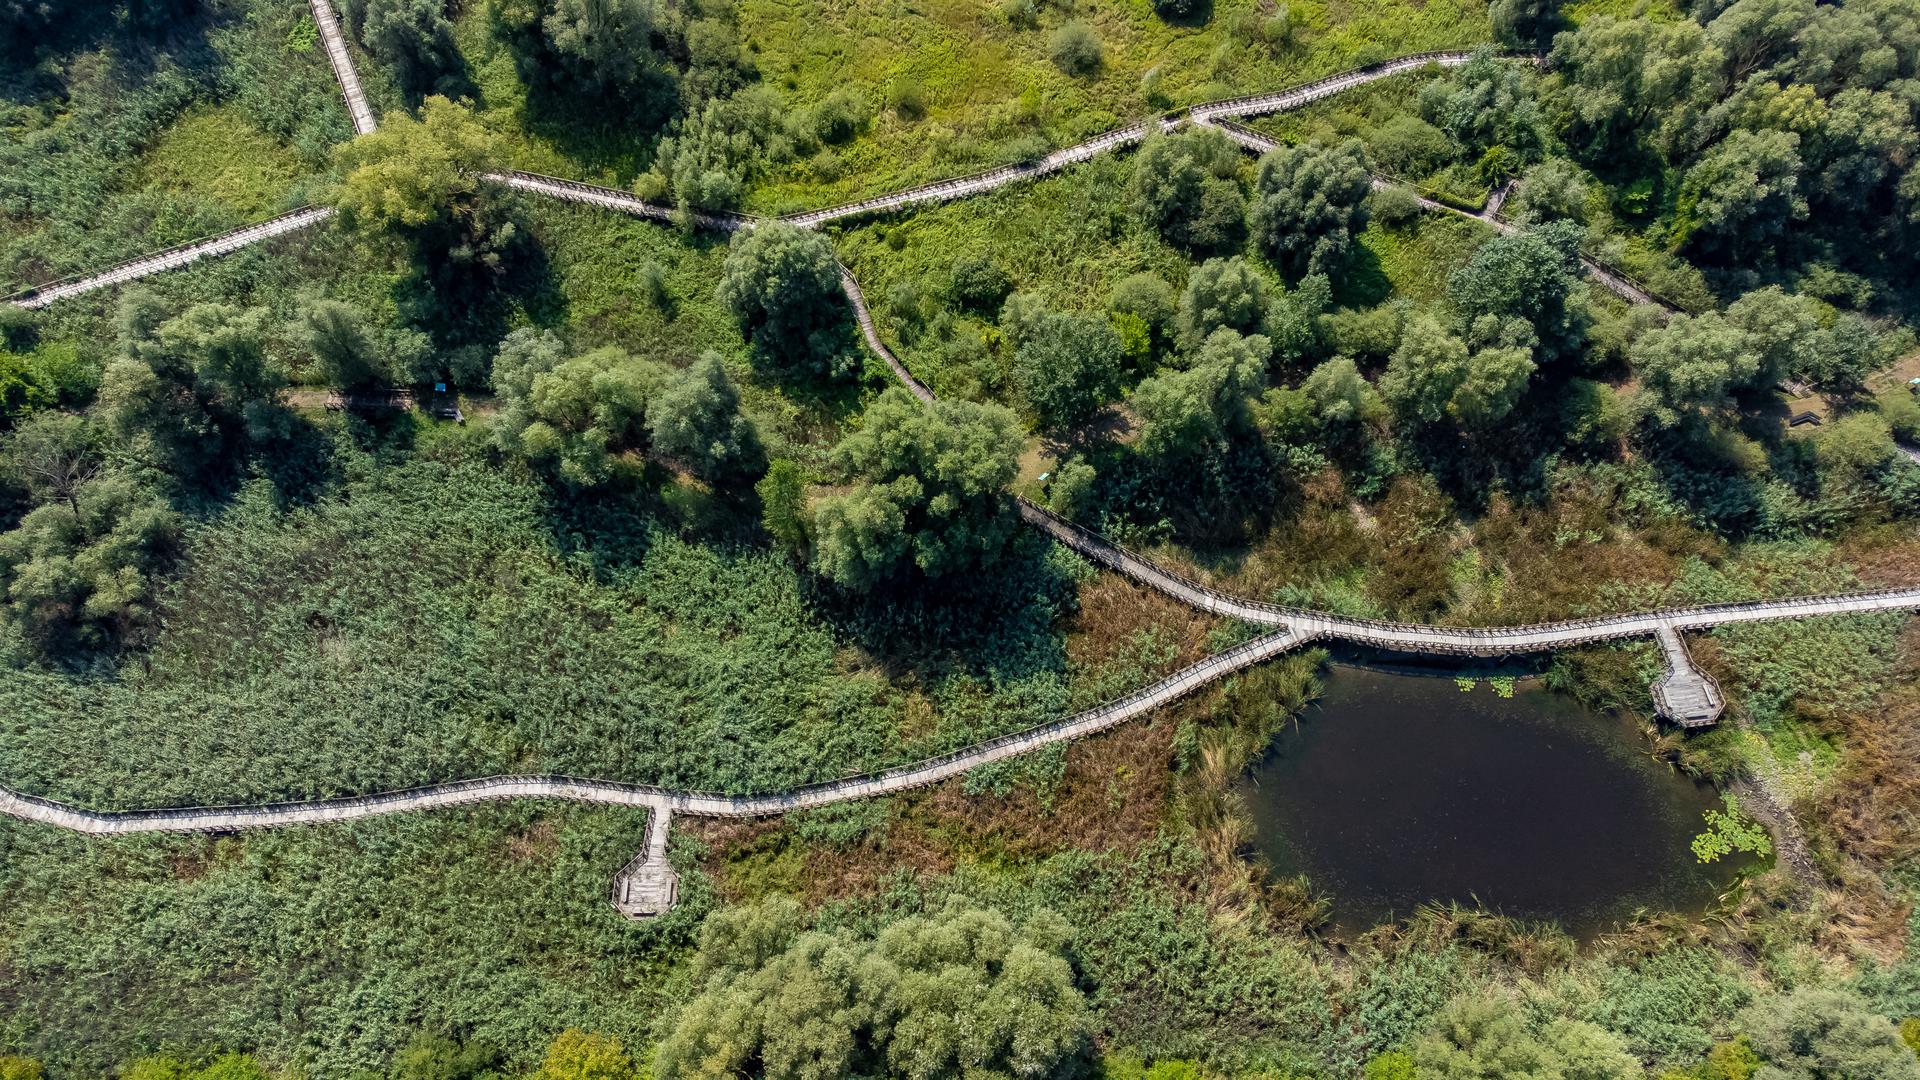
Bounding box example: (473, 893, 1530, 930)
(1331, 242, 1391, 310)
(815, 531, 1080, 691)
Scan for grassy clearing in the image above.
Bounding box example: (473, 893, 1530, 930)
(737, 0, 1492, 209)
(0, 0, 351, 293)
(139, 104, 307, 218)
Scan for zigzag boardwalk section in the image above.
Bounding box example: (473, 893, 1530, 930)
(1, 53, 1510, 308)
(309, 0, 377, 135)
(4, 207, 337, 310)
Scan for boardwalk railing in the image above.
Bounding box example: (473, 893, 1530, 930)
(838, 263, 934, 402)
(308, 0, 377, 135)
(1191, 51, 1478, 121)
(0, 628, 1310, 830)
(1017, 498, 1920, 654)
(3, 207, 336, 309)
(7, 51, 1546, 307)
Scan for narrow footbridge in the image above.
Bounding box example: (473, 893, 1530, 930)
(4, 207, 336, 310)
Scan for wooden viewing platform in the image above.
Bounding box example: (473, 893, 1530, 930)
(1650, 625, 1725, 727)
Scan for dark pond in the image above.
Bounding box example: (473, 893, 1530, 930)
(1240, 664, 1750, 939)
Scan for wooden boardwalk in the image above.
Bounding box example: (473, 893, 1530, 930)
(3, 207, 336, 310)
(309, 0, 377, 135)
(7, 31, 1913, 917)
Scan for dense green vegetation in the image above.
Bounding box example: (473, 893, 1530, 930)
(7, 0, 1920, 1076)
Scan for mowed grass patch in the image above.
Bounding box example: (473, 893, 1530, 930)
(740, 0, 1492, 209)
(140, 105, 307, 218)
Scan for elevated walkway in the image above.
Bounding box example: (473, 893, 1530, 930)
(1650, 625, 1725, 727)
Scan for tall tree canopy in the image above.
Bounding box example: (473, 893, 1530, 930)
(809, 388, 1021, 588)
(1247, 139, 1373, 280)
(656, 897, 1091, 1080)
(716, 222, 855, 380)
(1130, 128, 1246, 253)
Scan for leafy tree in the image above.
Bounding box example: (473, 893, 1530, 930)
(532, 1030, 636, 1080)
(1051, 20, 1102, 76)
(1131, 129, 1246, 253)
(1547, 16, 1724, 161)
(1047, 455, 1097, 519)
(1380, 313, 1536, 428)
(1111, 272, 1178, 346)
(1413, 994, 1644, 1079)
(1446, 220, 1587, 364)
(1175, 256, 1274, 351)
(1629, 312, 1762, 429)
(541, 0, 673, 104)
(3, 412, 102, 517)
(1012, 310, 1125, 427)
(330, 96, 496, 235)
(98, 303, 289, 477)
(1707, 0, 1815, 82)
(951, 256, 1014, 313)
(1132, 329, 1270, 456)
(655, 897, 1091, 1080)
(1491, 0, 1562, 48)
(1417, 49, 1548, 162)
(0, 304, 36, 352)
(1735, 988, 1920, 1080)
(757, 458, 810, 551)
(1247, 140, 1373, 280)
(330, 96, 516, 349)
(1510, 158, 1592, 224)
(292, 299, 389, 391)
(1676, 129, 1806, 259)
(1814, 412, 1898, 482)
(389, 1033, 503, 1080)
(646, 352, 765, 481)
(491, 330, 664, 486)
(352, 0, 465, 101)
(1302, 355, 1384, 427)
(1371, 114, 1453, 177)
(716, 222, 855, 380)
(0, 472, 179, 656)
(809, 388, 1021, 587)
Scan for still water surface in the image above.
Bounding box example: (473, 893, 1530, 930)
(1240, 664, 1748, 938)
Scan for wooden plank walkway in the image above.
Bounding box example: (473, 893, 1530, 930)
(4, 52, 1528, 308)
(3, 207, 336, 309)
(309, 0, 377, 135)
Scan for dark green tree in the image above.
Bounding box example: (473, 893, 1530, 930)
(809, 388, 1021, 588)
(0, 472, 179, 657)
(352, 0, 465, 101)
(1174, 256, 1274, 351)
(1247, 139, 1373, 280)
(98, 303, 289, 478)
(716, 222, 855, 380)
(1675, 129, 1806, 260)
(655, 897, 1090, 1080)
(1130, 128, 1246, 253)
(646, 353, 766, 482)
(1132, 329, 1269, 456)
(1445, 220, 1587, 364)
(1011, 310, 1125, 427)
